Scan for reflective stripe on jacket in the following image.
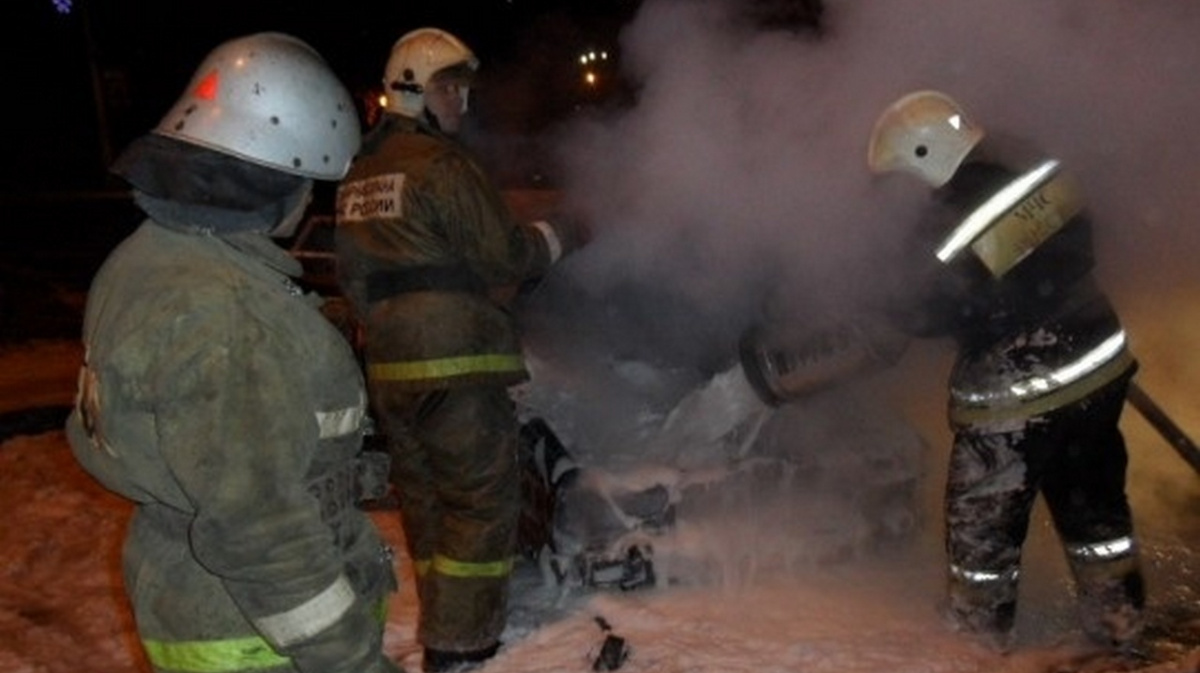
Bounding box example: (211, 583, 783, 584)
(65, 223, 395, 673)
(334, 114, 553, 391)
(140, 592, 389, 673)
(896, 148, 1135, 428)
(949, 326, 1134, 426)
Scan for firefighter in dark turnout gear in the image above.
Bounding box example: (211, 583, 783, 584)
(64, 33, 404, 673)
(334, 27, 585, 672)
(867, 90, 1145, 651)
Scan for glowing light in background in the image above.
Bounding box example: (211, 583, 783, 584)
(52, 0, 72, 13)
(579, 50, 609, 64)
(578, 49, 610, 90)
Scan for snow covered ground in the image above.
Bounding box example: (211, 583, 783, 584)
(1, 272, 1198, 673)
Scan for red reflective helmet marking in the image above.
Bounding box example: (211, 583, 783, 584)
(194, 71, 220, 101)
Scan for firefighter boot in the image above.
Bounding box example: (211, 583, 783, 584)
(944, 566, 1019, 652)
(423, 642, 500, 673)
(1069, 553, 1146, 650)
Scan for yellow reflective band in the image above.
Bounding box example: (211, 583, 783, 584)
(431, 553, 514, 579)
(374, 597, 390, 624)
(1012, 330, 1125, 398)
(955, 330, 1127, 406)
(953, 331, 1129, 404)
(968, 170, 1082, 278)
(413, 558, 432, 577)
(368, 355, 525, 382)
(142, 597, 388, 673)
(938, 160, 1060, 262)
(143, 636, 289, 673)
(950, 346, 1134, 427)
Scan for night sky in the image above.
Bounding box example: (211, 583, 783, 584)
(5, 0, 641, 191)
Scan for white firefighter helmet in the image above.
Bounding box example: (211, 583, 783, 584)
(867, 90, 984, 188)
(383, 27, 479, 116)
(153, 32, 361, 181)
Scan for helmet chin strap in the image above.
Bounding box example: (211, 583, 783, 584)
(391, 80, 422, 95)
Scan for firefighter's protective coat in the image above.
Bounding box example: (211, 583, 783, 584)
(889, 143, 1144, 647)
(67, 222, 397, 673)
(335, 113, 556, 391)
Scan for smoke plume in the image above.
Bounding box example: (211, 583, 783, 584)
(537, 0, 1200, 366)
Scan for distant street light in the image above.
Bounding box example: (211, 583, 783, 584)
(575, 46, 617, 105)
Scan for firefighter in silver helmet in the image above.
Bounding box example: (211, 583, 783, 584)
(334, 27, 587, 673)
(865, 90, 1145, 651)
(65, 33, 404, 673)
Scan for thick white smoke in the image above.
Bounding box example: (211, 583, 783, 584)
(515, 0, 1200, 596)
(547, 0, 1200, 342)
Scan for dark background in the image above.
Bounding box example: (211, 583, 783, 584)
(4, 0, 828, 192)
(0, 0, 822, 343)
(1, 0, 643, 342)
(4, 0, 649, 193)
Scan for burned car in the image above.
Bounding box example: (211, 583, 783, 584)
(287, 193, 928, 593)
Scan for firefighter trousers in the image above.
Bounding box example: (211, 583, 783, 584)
(371, 383, 520, 653)
(944, 374, 1144, 646)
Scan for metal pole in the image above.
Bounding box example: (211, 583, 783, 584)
(1126, 380, 1200, 476)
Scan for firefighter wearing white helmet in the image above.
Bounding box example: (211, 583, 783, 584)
(866, 89, 984, 188)
(335, 26, 588, 673)
(866, 90, 1145, 653)
(383, 27, 480, 124)
(66, 33, 406, 673)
